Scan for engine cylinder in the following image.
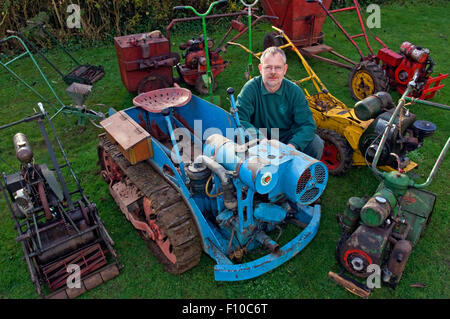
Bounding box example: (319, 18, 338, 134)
(387, 240, 412, 277)
(400, 41, 429, 63)
(13, 133, 34, 164)
(354, 92, 394, 121)
(341, 196, 367, 233)
(360, 188, 397, 227)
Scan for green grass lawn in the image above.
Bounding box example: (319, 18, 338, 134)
(0, 2, 449, 299)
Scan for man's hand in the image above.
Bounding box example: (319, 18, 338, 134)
(287, 143, 297, 150)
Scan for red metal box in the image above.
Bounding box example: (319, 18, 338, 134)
(114, 31, 178, 93)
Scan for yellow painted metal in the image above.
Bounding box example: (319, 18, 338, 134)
(351, 70, 375, 100)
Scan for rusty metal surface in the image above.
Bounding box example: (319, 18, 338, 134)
(41, 243, 107, 291)
(100, 111, 151, 151)
(133, 87, 192, 113)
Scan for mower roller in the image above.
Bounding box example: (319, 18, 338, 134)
(329, 73, 450, 298)
(229, 26, 436, 176)
(0, 104, 120, 298)
(97, 86, 328, 281)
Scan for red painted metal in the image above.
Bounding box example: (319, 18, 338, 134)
(114, 31, 178, 93)
(315, 0, 448, 100)
(133, 87, 192, 113)
(143, 197, 177, 264)
(321, 143, 340, 171)
(260, 0, 332, 47)
(42, 243, 107, 291)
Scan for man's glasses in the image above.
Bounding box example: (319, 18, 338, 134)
(262, 65, 284, 72)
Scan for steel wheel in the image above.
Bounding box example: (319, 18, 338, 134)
(97, 146, 123, 183)
(318, 129, 353, 176)
(348, 61, 389, 101)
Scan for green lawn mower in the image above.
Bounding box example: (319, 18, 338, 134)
(329, 72, 450, 298)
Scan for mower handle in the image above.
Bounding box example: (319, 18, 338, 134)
(371, 71, 420, 175)
(414, 137, 450, 189)
(240, 0, 259, 8)
(174, 0, 227, 16)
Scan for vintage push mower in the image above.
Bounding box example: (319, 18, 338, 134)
(230, 26, 436, 176)
(97, 86, 328, 280)
(0, 104, 120, 298)
(306, 0, 448, 101)
(0, 35, 106, 126)
(329, 73, 449, 298)
(6, 20, 105, 86)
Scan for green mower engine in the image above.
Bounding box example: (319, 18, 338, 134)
(335, 178, 436, 288)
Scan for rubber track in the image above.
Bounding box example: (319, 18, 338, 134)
(98, 135, 202, 274)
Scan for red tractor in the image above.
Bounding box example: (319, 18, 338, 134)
(309, 0, 448, 101)
(261, 0, 448, 101)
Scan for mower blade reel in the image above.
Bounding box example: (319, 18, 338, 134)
(212, 205, 320, 281)
(46, 262, 120, 299)
(328, 271, 371, 299)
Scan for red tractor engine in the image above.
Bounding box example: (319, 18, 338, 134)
(175, 35, 230, 95)
(376, 42, 448, 100)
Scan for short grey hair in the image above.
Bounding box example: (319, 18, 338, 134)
(260, 46, 286, 64)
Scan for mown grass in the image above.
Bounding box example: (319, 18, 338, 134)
(0, 2, 449, 299)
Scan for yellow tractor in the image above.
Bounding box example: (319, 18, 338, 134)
(229, 26, 435, 175)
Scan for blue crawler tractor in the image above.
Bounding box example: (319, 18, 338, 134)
(97, 87, 328, 281)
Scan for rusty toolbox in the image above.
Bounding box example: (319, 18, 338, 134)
(114, 30, 179, 94)
(100, 111, 153, 164)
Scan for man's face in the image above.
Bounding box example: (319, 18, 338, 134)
(258, 53, 288, 93)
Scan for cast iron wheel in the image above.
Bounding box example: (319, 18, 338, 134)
(348, 61, 389, 101)
(194, 76, 217, 95)
(137, 75, 170, 95)
(263, 32, 285, 49)
(97, 145, 123, 184)
(318, 129, 353, 176)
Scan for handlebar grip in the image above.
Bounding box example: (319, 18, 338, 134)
(173, 6, 187, 10)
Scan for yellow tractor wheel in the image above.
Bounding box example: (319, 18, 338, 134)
(348, 61, 389, 101)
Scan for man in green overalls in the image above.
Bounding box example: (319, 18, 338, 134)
(236, 46, 323, 160)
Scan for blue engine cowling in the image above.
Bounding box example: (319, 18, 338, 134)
(203, 134, 328, 208)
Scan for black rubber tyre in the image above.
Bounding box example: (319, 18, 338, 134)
(263, 32, 285, 50)
(348, 61, 389, 101)
(318, 129, 353, 176)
